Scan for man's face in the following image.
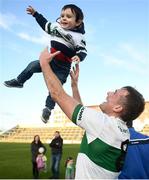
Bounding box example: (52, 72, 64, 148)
(55, 132, 60, 138)
(99, 88, 129, 115)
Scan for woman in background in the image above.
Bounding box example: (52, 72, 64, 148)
(31, 135, 46, 179)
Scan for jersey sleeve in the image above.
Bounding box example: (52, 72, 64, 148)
(33, 11, 52, 34)
(75, 36, 87, 61)
(72, 104, 105, 137)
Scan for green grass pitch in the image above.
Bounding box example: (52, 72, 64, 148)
(0, 142, 80, 179)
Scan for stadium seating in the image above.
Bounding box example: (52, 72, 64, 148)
(0, 126, 84, 144)
(0, 102, 149, 143)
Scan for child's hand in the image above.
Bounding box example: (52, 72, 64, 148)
(26, 5, 36, 16)
(71, 55, 80, 63)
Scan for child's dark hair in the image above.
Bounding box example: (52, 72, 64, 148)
(65, 157, 73, 167)
(33, 135, 41, 144)
(57, 4, 85, 34)
(62, 4, 84, 22)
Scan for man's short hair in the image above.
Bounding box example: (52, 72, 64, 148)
(120, 86, 145, 122)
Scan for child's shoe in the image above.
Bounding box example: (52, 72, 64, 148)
(41, 107, 51, 123)
(4, 79, 23, 88)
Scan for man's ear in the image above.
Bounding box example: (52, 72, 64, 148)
(113, 105, 123, 113)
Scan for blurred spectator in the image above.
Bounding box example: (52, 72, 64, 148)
(31, 135, 46, 179)
(36, 147, 47, 172)
(119, 121, 149, 179)
(49, 131, 63, 179)
(65, 157, 75, 179)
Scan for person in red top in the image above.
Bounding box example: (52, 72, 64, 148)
(4, 4, 87, 123)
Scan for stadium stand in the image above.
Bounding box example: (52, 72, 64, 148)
(0, 126, 84, 144)
(0, 102, 148, 143)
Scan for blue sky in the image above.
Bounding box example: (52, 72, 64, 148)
(0, 0, 149, 130)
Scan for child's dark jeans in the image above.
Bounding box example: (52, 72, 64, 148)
(17, 59, 71, 110)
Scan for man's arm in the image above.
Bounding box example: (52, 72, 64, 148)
(39, 48, 80, 120)
(70, 64, 83, 104)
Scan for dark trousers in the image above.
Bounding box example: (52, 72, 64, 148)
(32, 161, 39, 179)
(51, 153, 62, 179)
(17, 59, 70, 110)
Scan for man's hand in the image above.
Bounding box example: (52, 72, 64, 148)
(26, 5, 36, 16)
(39, 47, 60, 67)
(70, 64, 79, 88)
(70, 64, 82, 104)
(71, 55, 80, 63)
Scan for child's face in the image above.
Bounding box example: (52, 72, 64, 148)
(59, 8, 81, 30)
(68, 159, 74, 165)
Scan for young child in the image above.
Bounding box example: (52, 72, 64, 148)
(36, 147, 47, 172)
(4, 4, 87, 123)
(65, 157, 75, 179)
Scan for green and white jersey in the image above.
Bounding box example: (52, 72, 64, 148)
(72, 104, 130, 179)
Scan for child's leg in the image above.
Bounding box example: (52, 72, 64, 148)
(45, 95, 56, 110)
(17, 60, 41, 84)
(4, 60, 42, 88)
(41, 60, 70, 123)
(41, 94, 55, 123)
(45, 66, 69, 109)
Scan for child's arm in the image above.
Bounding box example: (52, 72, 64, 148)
(43, 155, 47, 162)
(26, 5, 36, 16)
(36, 156, 39, 163)
(26, 5, 51, 34)
(71, 55, 80, 63)
(75, 37, 87, 62)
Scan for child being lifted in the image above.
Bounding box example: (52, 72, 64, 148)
(4, 4, 87, 123)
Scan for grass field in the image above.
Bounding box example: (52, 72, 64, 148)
(0, 142, 80, 179)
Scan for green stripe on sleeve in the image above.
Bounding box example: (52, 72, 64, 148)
(72, 104, 83, 124)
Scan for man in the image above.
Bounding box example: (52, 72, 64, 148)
(39, 48, 145, 179)
(119, 121, 149, 179)
(49, 131, 63, 179)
